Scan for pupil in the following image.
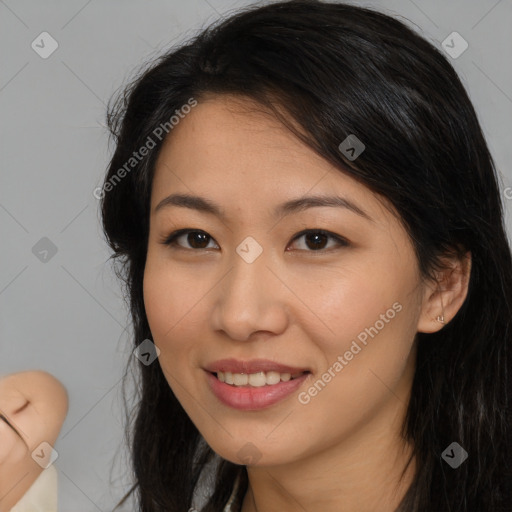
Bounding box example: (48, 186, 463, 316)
(188, 232, 209, 249)
(306, 232, 327, 250)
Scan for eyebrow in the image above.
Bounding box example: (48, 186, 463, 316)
(154, 193, 372, 221)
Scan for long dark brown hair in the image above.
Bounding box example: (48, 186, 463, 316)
(100, 1, 512, 510)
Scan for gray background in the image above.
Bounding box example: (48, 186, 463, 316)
(1, 0, 511, 510)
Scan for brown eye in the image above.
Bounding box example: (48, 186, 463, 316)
(289, 229, 348, 252)
(304, 232, 329, 250)
(184, 231, 211, 249)
(161, 229, 219, 250)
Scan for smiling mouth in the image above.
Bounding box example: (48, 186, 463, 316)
(213, 370, 309, 387)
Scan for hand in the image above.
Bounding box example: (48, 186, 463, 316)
(0, 371, 68, 512)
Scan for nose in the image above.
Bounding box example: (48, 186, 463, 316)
(210, 245, 289, 341)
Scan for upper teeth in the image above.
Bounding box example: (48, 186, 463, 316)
(216, 371, 302, 387)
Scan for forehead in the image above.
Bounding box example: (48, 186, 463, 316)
(151, 95, 392, 221)
(154, 96, 326, 179)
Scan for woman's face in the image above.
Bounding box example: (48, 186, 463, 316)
(143, 95, 431, 467)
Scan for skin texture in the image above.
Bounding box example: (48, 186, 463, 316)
(0, 371, 68, 512)
(143, 95, 471, 512)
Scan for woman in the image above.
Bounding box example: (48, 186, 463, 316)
(101, 1, 512, 510)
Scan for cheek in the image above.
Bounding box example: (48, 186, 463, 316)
(142, 259, 212, 382)
(290, 310, 417, 462)
(294, 259, 419, 410)
(290, 256, 411, 354)
(143, 257, 201, 340)
(142, 266, 202, 413)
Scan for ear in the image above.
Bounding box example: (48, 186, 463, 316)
(417, 249, 472, 333)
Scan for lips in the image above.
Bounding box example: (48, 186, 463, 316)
(204, 358, 309, 375)
(204, 358, 311, 410)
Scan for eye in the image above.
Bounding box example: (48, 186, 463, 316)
(160, 229, 219, 250)
(288, 229, 349, 252)
(160, 228, 348, 252)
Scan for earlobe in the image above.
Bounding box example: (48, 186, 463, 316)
(417, 250, 471, 334)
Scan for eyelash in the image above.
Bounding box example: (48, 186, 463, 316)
(159, 228, 349, 253)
